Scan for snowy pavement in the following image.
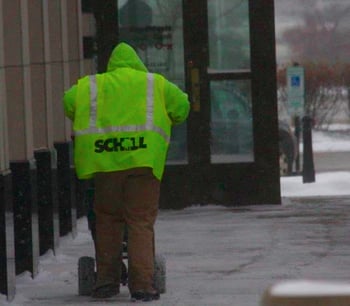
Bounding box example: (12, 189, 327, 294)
(3, 191, 350, 306)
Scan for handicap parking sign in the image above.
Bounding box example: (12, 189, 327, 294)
(287, 66, 304, 114)
(291, 76, 300, 87)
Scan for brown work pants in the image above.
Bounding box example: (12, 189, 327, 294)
(93, 167, 160, 293)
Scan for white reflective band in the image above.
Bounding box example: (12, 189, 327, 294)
(75, 73, 170, 143)
(146, 73, 154, 129)
(89, 75, 97, 128)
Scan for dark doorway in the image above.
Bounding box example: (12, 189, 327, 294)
(115, 0, 280, 208)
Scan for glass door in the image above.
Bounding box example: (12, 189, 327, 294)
(207, 0, 254, 163)
(116, 0, 281, 207)
(117, 0, 188, 165)
(182, 0, 280, 206)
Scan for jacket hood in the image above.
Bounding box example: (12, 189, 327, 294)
(106, 42, 148, 72)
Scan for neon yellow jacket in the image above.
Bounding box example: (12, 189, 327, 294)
(63, 43, 190, 180)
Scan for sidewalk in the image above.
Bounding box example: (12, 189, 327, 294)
(3, 196, 350, 305)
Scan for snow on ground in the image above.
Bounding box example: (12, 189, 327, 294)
(281, 171, 350, 197)
(269, 280, 350, 296)
(311, 128, 350, 152)
(283, 125, 350, 196)
(2, 127, 350, 306)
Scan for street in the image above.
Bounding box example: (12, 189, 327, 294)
(313, 151, 350, 172)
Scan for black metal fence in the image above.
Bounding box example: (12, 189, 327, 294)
(0, 141, 89, 302)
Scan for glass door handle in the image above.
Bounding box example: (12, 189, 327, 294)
(190, 67, 201, 112)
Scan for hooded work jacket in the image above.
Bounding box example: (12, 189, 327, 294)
(63, 43, 189, 180)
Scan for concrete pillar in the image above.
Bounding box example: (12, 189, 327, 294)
(26, 0, 61, 256)
(50, 0, 76, 238)
(77, 0, 86, 76)
(76, 1, 96, 219)
(4, 0, 39, 278)
(0, 0, 15, 299)
(82, 6, 96, 74)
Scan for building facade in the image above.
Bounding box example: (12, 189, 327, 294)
(0, 0, 280, 301)
(0, 0, 95, 300)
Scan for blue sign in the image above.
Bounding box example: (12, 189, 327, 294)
(291, 76, 300, 87)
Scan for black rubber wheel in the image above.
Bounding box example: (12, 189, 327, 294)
(153, 254, 166, 294)
(279, 150, 290, 176)
(279, 131, 295, 176)
(121, 260, 128, 286)
(78, 256, 95, 296)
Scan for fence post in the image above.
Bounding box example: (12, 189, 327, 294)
(302, 116, 315, 183)
(294, 116, 301, 173)
(0, 0, 15, 299)
(11, 160, 39, 278)
(34, 149, 60, 255)
(0, 171, 15, 301)
(54, 142, 77, 238)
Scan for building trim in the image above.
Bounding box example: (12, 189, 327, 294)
(77, 0, 85, 76)
(0, 0, 9, 171)
(20, 0, 34, 159)
(42, 0, 54, 148)
(60, 0, 72, 140)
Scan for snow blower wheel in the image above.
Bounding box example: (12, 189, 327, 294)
(153, 254, 166, 294)
(78, 256, 95, 296)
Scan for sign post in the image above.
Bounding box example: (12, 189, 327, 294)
(287, 65, 305, 174)
(287, 65, 315, 182)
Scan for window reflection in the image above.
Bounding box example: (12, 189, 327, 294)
(207, 0, 250, 70)
(210, 80, 254, 163)
(117, 0, 187, 164)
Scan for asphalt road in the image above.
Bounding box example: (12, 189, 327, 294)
(292, 151, 350, 173)
(312, 151, 350, 172)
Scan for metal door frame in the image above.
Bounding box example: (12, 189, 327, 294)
(159, 0, 280, 208)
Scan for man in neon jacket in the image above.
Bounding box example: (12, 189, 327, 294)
(63, 42, 189, 301)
